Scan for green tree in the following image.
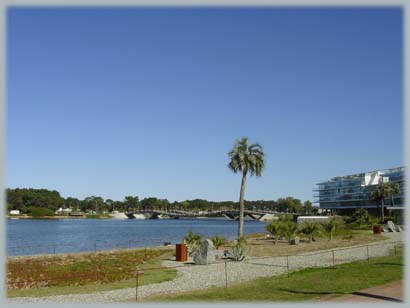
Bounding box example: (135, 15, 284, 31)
(105, 199, 115, 212)
(322, 218, 338, 241)
(303, 200, 313, 215)
(65, 197, 80, 211)
(26, 207, 55, 217)
(386, 182, 401, 207)
(370, 183, 390, 223)
(282, 222, 299, 243)
(180, 201, 191, 211)
(300, 222, 321, 243)
(265, 221, 281, 244)
(124, 196, 140, 212)
(83, 196, 105, 214)
(276, 197, 303, 213)
(6, 188, 64, 213)
(352, 208, 370, 228)
(228, 137, 265, 238)
(140, 197, 161, 211)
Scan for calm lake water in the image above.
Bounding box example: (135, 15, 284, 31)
(7, 218, 267, 256)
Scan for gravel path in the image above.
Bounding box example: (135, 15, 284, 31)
(9, 233, 402, 303)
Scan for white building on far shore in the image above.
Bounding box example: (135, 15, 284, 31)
(55, 208, 73, 215)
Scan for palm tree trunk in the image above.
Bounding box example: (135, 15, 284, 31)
(238, 171, 247, 238)
(381, 198, 385, 223)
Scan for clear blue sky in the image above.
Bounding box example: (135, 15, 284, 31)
(6, 7, 403, 203)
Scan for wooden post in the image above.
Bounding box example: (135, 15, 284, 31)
(224, 260, 228, 289)
(99, 254, 103, 282)
(332, 250, 335, 268)
(286, 256, 290, 277)
(135, 269, 144, 302)
(367, 245, 370, 262)
(135, 270, 139, 302)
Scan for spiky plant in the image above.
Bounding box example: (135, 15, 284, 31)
(228, 243, 246, 261)
(183, 231, 203, 256)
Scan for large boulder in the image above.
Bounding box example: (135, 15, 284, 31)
(193, 239, 216, 265)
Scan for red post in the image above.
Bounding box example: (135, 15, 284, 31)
(176, 244, 188, 262)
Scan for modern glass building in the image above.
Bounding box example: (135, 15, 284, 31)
(314, 167, 405, 212)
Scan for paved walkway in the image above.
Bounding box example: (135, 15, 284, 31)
(324, 280, 403, 303)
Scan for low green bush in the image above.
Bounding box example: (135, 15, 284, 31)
(85, 214, 111, 219)
(183, 231, 203, 256)
(210, 236, 227, 249)
(26, 207, 55, 217)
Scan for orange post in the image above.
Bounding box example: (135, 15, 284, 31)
(176, 243, 188, 262)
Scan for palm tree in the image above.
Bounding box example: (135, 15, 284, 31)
(284, 222, 299, 243)
(265, 222, 281, 244)
(370, 183, 389, 223)
(386, 182, 401, 207)
(301, 222, 321, 243)
(228, 137, 265, 238)
(322, 219, 337, 241)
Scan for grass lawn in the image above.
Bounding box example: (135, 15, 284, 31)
(143, 254, 403, 302)
(7, 249, 177, 298)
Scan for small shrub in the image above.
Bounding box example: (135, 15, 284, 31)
(183, 231, 203, 256)
(228, 243, 246, 261)
(26, 207, 55, 217)
(350, 208, 370, 228)
(210, 236, 227, 249)
(278, 214, 293, 222)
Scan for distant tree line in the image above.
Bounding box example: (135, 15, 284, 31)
(6, 188, 315, 215)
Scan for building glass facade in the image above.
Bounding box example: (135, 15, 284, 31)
(314, 167, 405, 210)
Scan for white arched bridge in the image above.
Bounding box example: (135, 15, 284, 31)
(125, 209, 277, 221)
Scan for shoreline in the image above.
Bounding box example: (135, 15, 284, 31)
(6, 231, 266, 260)
(7, 244, 173, 261)
(6, 215, 112, 220)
